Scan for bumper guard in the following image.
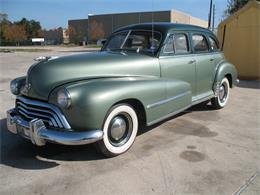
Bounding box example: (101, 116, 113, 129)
(6, 109, 103, 146)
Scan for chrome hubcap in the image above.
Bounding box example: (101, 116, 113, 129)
(108, 113, 133, 147)
(219, 86, 225, 100)
(110, 117, 127, 141)
(219, 82, 228, 103)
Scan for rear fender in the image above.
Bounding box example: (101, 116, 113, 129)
(214, 61, 238, 88)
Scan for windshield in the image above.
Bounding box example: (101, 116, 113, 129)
(102, 30, 162, 56)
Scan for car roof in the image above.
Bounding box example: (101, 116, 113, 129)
(114, 22, 212, 35)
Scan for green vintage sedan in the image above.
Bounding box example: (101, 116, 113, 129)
(7, 23, 238, 156)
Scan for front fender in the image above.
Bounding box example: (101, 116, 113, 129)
(215, 61, 238, 87)
(49, 77, 191, 131)
(49, 77, 167, 130)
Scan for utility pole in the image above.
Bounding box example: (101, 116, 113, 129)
(212, 4, 215, 32)
(208, 0, 213, 29)
(87, 13, 94, 44)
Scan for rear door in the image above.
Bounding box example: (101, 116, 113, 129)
(191, 33, 215, 100)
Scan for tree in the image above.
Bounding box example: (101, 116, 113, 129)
(224, 0, 259, 16)
(3, 24, 27, 45)
(0, 13, 11, 42)
(0, 15, 43, 45)
(89, 20, 105, 42)
(15, 18, 43, 39)
(0, 13, 8, 23)
(67, 26, 77, 43)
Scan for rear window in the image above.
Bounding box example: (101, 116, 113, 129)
(192, 34, 209, 53)
(163, 33, 189, 54)
(174, 34, 189, 54)
(209, 36, 219, 51)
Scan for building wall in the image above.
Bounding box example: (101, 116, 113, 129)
(68, 10, 207, 43)
(43, 28, 63, 45)
(68, 19, 88, 43)
(89, 11, 171, 41)
(218, 1, 260, 80)
(171, 10, 208, 28)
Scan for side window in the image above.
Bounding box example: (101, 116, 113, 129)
(163, 35, 174, 54)
(174, 34, 189, 54)
(163, 34, 189, 54)
(192, 34, 209, 53)
(209, 36, 219, 51)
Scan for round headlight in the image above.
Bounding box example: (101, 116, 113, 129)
(10, 80, 19, 95)
(57, 89, 71, 108)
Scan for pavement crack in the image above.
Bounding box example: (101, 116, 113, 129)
(232, 169, 260, 195)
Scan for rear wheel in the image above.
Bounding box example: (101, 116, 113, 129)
(211, 77, 230, 109)
(97, 104, 138, 157)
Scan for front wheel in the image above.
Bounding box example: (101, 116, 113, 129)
(96, 104, 138, 157)
(211, 77, 230, 109)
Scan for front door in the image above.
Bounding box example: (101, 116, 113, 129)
(159, 33, 196, 111)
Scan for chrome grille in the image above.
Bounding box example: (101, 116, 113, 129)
(16, 96, 71, 129)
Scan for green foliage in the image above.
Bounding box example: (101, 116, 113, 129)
(0, 13, 43, 45)
(224, 0, 259, 16)
(14, 17, 43, 39)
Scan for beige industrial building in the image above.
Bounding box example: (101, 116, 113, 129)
(218, 0, 260, 80)
(68, 10, 207, 43)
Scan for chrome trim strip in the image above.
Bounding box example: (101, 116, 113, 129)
(6, 109, 103, 146)
(146, 91, 191, 109)
(16, 96, 71, 129)
(191, 95, 214, 106)
(120, 30, 132, 49)
(147, 94, 214, 126)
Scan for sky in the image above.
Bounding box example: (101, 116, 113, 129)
(1, 0, 228, 30)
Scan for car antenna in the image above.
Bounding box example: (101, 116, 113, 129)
(152, 0, 154, 56)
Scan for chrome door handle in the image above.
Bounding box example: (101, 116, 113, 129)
(210, 58, 215, 61)
(188, 59, 196, 64)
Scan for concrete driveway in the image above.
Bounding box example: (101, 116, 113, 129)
(0, 46, 259, 195)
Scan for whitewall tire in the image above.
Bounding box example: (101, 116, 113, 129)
(97, 104, 138, 157)
(211, 77, 230, 109)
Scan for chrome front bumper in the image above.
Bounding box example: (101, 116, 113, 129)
(6, 109, 103, 146)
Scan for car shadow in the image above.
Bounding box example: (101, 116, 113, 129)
(0, 118, 105, 170)
(138, 101, 214, 135)
(237, 80, 260, 89)
(0, 102, 215, 170)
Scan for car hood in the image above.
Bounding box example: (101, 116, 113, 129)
(24, 51, 159, 100)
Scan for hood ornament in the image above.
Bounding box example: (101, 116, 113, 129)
(34, 56, 59, 62)
(34, 56, 50, 61)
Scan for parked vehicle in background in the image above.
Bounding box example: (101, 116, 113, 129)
(97, 39, 107, 46)
(7, 23, 238, 157)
